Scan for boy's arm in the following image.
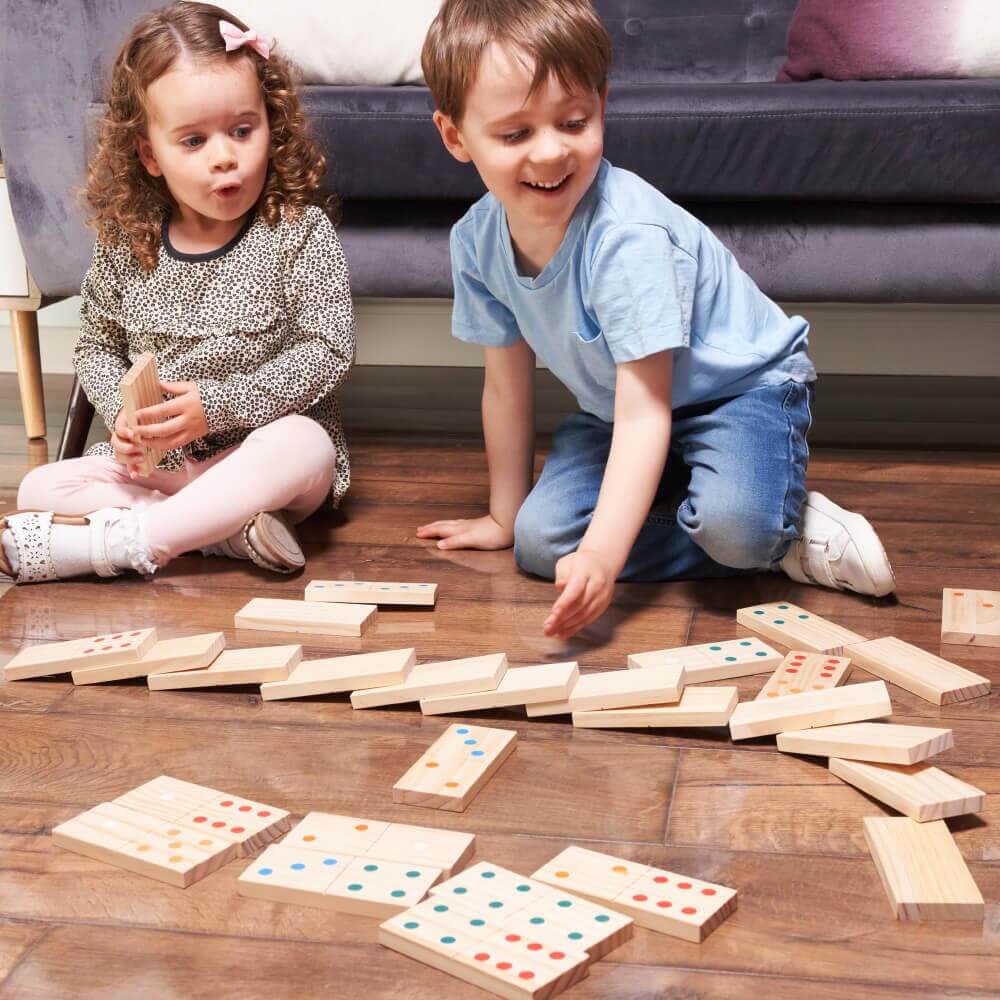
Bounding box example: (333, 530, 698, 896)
(544, 350, 673, 639)
(417, 339, 535, 549)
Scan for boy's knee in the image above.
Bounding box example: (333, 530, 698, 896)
(694, 504, 786, 570)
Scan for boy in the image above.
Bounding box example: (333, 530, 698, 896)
(416, 0, 895, 640)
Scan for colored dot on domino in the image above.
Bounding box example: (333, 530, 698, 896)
(169, 855, 183, 863)
(497, 962, 512, 971)
(612, 865, 628, 874)
(519, 972, 535, 981)
(753, 609, 764, 615)
(657, 900, 673, 909)
(505, 934, 520, 943)
(777, 604, 790, 610)
(557, 899, 571, 908)
(678, 882, 692, 889)
(433, 904, 448, 913)
(489, 901, 504, 909)
(391, 890, 405, 898)
(471, 750, 485, 757)
(445, 781, 459, 788)
(454, 887, 468, 894)
(569, 931, 583, 940)
(405, 871, 420, 878)
(347, 883, 363, 892)
(168, 841, 182, 849)
(710, 645, 721, 651)
(220, 800, 233, 807)
(364, 864, 379, 872)
(322, 858, 337, 866)
(404, 922, 418, 930)
(632, 894, 648, 902)
(136, 844, 151, 853)
(725, 656, 736, 662)
(355, 824, 368, 831)
(259, 868, 273, 876)
(773, 619, 785, 625)
(470, 919, 485, 927)
(530, 917, 544, 925)
(456, 728, 470, 735)
(756, 651, 768, 656)
(303, 835, 316, 842)
(474, 953, 489, 962)
(653, 875, 668, 884)
(741, 640, 752, 647)
(481, 870, 496, 879)
(441, 935, 455, 944)
(798, 614, 809, 620)
(515, 884, 531, 893)
(682, 906, 697, 915)
(426, 762, 439, 769)
(231, 827, 245, 834)
(555, 871, 569, 878)
(596, 915, 609, 923)
(527, 942, 542, 952)
(291, 863, 306, 871)
(703, 888, 716, 895)
(463, 739, 477, 746)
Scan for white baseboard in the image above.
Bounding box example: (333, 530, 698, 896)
(1, 297, 999, 377)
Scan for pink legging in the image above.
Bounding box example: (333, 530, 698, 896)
(16, 415, 337, 566)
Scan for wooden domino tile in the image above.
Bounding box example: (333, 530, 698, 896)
(829, 758, 986, 822)
(51, 801, 239, 888)
(525, 664, 685, 718)
(238, 843, 357, 907)
(430, 861, 556, 908)
(3, 628, 158, 681)
(737, 602, 866, 654)
(776, 722, 954, 764)
(755, 651, 851, 700)
(628, 637, 782, 682)
(234, 597, 376, 638)
(862, 817, 984, 921)
(572, 686, 737, 729)
(393, 724, 517, 812)
(148, 644, 302, 690)
(260, 648, 416, 700)
(941, 588, 1000, 647)
(729, 680, 892, 741)
(351, 654, 508, 710)
(71, 632, 225, 685)
(843, 635, 991, 706)
(532, 846, 737, 943)
(306, 580, 438, 606)
(282, 811, 475, 878)
(120, 352, 164, 476)
(420, 662, 579, 715)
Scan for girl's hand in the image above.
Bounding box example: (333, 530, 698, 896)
(111, 410, 146, 478)
(544, 548, 617, 640)
(416, 514, 514, 551)
(133, 380, 209, 451)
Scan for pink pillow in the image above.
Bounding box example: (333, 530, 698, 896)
(779, 0, 1000, 82)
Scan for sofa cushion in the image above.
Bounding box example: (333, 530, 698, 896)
(304, 79, 1000, 203)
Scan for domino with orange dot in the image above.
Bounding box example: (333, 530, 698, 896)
(755, 651, 851, 700)
(393, 724, 517, 812)
(3, 628, 158, 681)
(531, 846, 737, 943)
(941, 588, 1000, 647)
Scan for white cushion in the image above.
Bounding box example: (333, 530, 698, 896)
(219, 1, 442, 85)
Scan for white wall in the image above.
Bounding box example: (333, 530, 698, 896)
(1, 297, 999, 376)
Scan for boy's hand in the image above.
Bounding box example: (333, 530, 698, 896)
(544, 548, 617, 640)
(133, 380, 209, 451)
(416, 514, 513, 551)
(111, 409, 146, 478)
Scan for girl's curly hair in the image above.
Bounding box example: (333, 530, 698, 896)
(84, 1, 333, 272)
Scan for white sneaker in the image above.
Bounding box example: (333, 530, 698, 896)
(780, 491, 896, 597)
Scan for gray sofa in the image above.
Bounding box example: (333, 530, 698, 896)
(2, 0, 1000, 451)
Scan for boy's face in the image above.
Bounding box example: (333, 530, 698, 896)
(137, 56, 270, 229)
(435, 43, 606, 238)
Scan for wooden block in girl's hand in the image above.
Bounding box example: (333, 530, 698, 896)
(120, 352, 164, 476)
(393, 724, 517, 812)
(755, 651, 851, 700)
(737, 601, 866, 654)
(3, 628, 158, 681)
(941, 587, 1000, 647)
(525, 664, 685, 717)
(147, 644, 301, 689)
(234, 597, 376, 637)
(306, 579, 438, 607)
(72, 632, 225, 685)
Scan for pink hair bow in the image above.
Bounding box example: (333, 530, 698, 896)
(219, 19, 274, 60)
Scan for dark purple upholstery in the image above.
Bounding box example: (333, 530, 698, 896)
(3, 0, 1000, 302)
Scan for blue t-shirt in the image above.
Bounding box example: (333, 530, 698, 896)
(450, 159, 815, 420)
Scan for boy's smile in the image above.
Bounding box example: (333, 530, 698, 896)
(435, 42, 606, 273)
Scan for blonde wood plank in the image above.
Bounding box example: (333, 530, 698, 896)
(119, 353, 164, 476)
(393, 724, 517, 812)
(829, 758, 986, 822)
(572, 686, 737, 729)
(941, 587, 1000, 647)
(71, 632, 225, 685)
(531, 846, 737, 943)
(430, 861, 556, 906)
(420, 662, 579, 715)
(324, 855, 443, 918)
(306, 579, 438, 606)
(235, 597, 376, 638)
(844, 635, 991, 705)
(237, 843, 356, 907)
(776, 722, 954, 764)
(729, 680, 892, 740)
(51, 801, 238, 888)
(862, 817, 984, 921)
(147, 644, 301, 690)
(737, 601, 867, 654)
(260, 648, 416, 700)
(351, 653, 507, 709)
(755, 651, 852, 700)
(112, 775, 220, 821)
(628, 637, 782, 682)
(525, 664, 685, 717)
(11, 309, 46, 439)
(3, 628, 158, 680)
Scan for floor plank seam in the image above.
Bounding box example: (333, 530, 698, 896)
(0, 920, 55, 989)
(661, 746, 684, 846)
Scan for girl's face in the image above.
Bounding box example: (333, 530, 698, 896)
(137, 56, 270, 229)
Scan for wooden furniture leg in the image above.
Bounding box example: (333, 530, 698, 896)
(10, 309, 46, 439)
(58, 376, 95, 461)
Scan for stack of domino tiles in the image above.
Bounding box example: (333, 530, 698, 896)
(238, 810, 474, 918)
(379, 861, 634, 999)
(51, 775, 291, 887)
(736, 599, 990, 922)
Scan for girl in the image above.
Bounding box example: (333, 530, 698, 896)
(0, 2, 354, 584)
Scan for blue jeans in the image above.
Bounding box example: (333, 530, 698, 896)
(514, 381, 813, 582)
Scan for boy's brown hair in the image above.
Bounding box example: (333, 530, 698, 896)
(85, 1, 331, 272)
(422, 0, 612, 124)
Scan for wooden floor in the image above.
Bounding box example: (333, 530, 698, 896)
(0, 376, 998, 998)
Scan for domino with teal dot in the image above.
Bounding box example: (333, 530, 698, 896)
(628, 636, 782, 682)
(305, 579, 438, 607)
(736, 601, 867, 655)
